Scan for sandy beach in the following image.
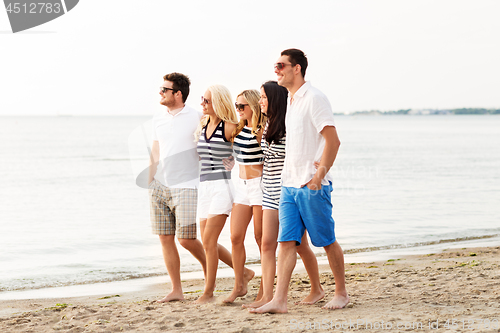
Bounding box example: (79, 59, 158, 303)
(1, 246, 499, 332)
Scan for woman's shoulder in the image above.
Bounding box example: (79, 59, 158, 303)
(224, 121, 238, 131)
(223, 121, 238, 142)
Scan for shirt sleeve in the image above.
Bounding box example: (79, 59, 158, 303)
(310, 92, 336, 134)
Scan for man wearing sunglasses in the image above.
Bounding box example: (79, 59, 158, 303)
(250, 49, 349, 313)
(148, 72, 206, 302)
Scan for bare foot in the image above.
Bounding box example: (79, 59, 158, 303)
(194, 293, 216, 304)
(244, 268, 255, 285)
(296, 288, 325, 305)
(157, 291, 184, 303)
(322, 294, 349, 310)
(223, 289, 245, 303)
(248, 299, 287, 314)
(242, 297, 272, 309)
(223, 269, 255, 303)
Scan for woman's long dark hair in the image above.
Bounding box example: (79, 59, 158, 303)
(262, 81, 288, 145)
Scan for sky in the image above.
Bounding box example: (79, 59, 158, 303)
(1, 0, 500, 115)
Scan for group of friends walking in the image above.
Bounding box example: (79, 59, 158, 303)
(147, 48, 349, 313)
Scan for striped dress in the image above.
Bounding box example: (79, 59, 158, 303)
(233, 127, 264, 165)
(197, 120, 233, 182)
(261, 126, 286, 210)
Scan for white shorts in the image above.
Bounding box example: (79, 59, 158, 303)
(233, 177, 263, 206)
(197, 178, 235, 219)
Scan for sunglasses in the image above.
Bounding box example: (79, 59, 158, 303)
(274, 62, 294, 70)
(201, 96, 211, 104)
(235, 103, 249, 111)
(160, 87, 176, 93)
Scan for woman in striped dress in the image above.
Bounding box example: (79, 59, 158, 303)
(223, 90, 267, 303)
(243, 81, 324, 308)
(195, 85, 253, 304)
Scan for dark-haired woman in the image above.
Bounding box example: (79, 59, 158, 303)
(243, 81, 324, 308)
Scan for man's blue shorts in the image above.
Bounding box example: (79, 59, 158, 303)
(278, 182, 335, 247)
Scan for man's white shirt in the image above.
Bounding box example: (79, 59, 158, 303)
(152, 105, 201, 189)
(282, 81, 336, 188)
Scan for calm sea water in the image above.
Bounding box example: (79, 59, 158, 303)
(0, 115, 499, 294)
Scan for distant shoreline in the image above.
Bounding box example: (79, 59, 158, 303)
(2, 108, 500, 117)
(336, 108, 500, 116)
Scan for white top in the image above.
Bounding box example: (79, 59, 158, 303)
(152, 105, 202, 189)
(282, 81, 336, 188)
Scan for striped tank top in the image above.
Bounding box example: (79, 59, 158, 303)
(233, 127, 264, 165)
(197, 119, 233, 182)
(261, 125, 286, 202)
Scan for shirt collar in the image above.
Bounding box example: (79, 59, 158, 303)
(166, 105, 187, 116)
(293, 81, 311, 99)
(288, 81, 311, 102)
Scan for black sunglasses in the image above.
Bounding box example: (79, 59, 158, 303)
(160, 87, 176, 93)
(235, 103, 249, 111)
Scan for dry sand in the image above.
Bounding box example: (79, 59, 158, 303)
(1, 246, 499, 332)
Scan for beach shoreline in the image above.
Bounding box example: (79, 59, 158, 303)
(1, 245, 499, 332)
(2, 235, 499, 302)
(2, 236, 499, 303)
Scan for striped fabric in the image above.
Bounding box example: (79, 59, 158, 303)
(233, 127, 264, 165)
(197, 120, 233, 182)
(261, 127, 286, 210)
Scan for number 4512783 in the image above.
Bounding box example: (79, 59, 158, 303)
(6, 3, 62, 14)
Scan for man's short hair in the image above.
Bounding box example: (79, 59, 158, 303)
(281, 48, 308, 78)
(163, 72, 191, 103)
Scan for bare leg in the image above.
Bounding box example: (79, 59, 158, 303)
(200, 218, 252, 292)
(296, 234, 324, 304)
(243, 209, 278, 308)
(178, 238, 207, 279)
(157, 235, 184, 302)
(195, 214, 227, 304)
(224, 204, 255, 303)
(217, 243, 233, 267)
(252, 205, 264, 302)
(201, 217, 234, 269)
(322, 241, 349, 309)
(252, 205, 263, 250)
(249, 241, 296, 314)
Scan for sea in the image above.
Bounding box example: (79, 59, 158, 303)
(1, 115, 499, 299)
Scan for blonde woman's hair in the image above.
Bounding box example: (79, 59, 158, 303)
(194, 85, 238, 141)
(230, 89, 267, 142)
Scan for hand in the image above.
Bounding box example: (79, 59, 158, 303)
(303, 177, 322, 191)
(222, 155, 235, 171)
(313, 160, 320, 169)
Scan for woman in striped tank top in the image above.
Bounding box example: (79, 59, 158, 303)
(195, 85, 253, 304)
(243, 81, 324, 309)
(223, 90, 267, 303)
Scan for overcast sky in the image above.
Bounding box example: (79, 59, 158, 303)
(1, 0, 499, 115)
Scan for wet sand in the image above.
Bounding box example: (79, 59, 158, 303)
(1, 246, 499, 332)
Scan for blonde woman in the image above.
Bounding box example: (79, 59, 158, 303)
(195, 85, 253, 304)
(223, 90, 267, 303)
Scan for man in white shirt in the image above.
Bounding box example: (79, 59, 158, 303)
(250, 49, 349, 313)
(148, 73, 206, 302)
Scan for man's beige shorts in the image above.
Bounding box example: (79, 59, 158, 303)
(149, 179, 197, 239)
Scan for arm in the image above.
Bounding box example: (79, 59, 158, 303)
(305, 126, 341, 190)
(222, 121, 238, 170)
(224, 122, 237, 142)
(148, 140, 160, 185)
